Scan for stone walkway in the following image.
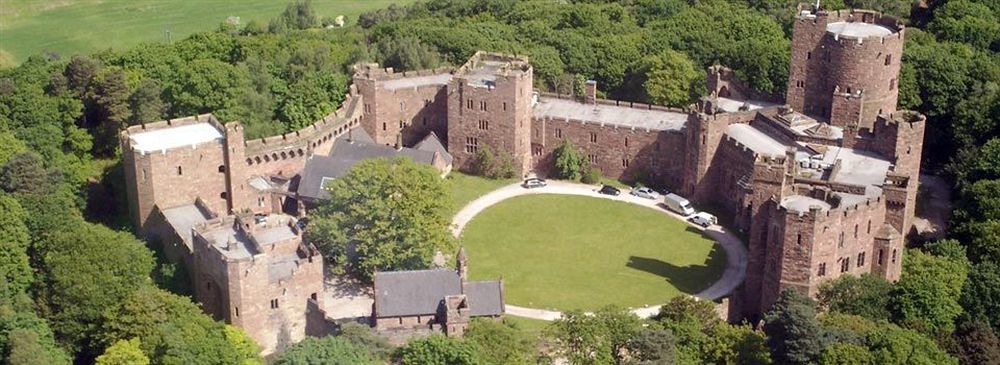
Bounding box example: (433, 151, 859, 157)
(450, 180, 748, 320)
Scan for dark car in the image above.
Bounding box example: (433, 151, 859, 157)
(598, 185, 621, 196)
(522, 178, 547, 189)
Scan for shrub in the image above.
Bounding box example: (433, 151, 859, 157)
(581, 167, 602, 184)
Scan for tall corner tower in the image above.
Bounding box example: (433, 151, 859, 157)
(786, 5, 905, 128)
(447, 52, 533, 176)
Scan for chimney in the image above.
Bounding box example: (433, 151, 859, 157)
(585, 80, 597, 105)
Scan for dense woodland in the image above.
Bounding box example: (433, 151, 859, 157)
(0, 0, 998, 364)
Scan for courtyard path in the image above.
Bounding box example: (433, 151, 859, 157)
(450, 180, 748, 320)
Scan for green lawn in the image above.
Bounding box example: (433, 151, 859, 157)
(0, 0, 412, 66)
(444, 172, 517, 216)
(460, 194, 726, 312)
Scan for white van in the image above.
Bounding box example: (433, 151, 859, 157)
(663, 193, 695, 216)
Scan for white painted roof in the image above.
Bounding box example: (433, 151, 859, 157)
(781, 195, 832, 213)
(826, 22, 892, 38)
(716, 97, 777, 113)
(129, 123, 223, 152)
(726, 124, 789, 156)
(381, 73, 452, 90)
(533, 97, 687, 131)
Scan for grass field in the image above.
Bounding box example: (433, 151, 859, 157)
(0, 0, 411, 67)
(444, 172, 517, 216)
(460, 194, 726, 312)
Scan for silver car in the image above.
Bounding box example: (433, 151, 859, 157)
(630, 187, 657, 199)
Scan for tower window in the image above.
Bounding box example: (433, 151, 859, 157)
(797, 233, 802, 245)
(854, 224, 859, 238)
(878, 249, 884, 265)
(858, 252, 866, 267)
(891, 249, 897, 263)
(382, 122, 386, 131)
(867, 220, 872, 234)
(503, 102, 507, 111)
(624, 137, 629, 147)
(838, 232, 845, 248)
(818, 263, 826, 276)
(467, 99, 473, 109)
(270, 299, 279, 309)
(478, 120, 489, 130)
(590, 132, 597, 143)
(465, 137, 479, 154)
(177, 166, 183, 175)
(555, 129, 562, 138)
(841, 257, 850, 273)
(588, 154, 598, 164)
(885, 54, 892, 66)
(622, 158, 630, 168)
(807, 51, 812, 60)
(889, 78, 897, 90)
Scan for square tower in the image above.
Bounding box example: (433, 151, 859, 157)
(447, 52, 533, 176)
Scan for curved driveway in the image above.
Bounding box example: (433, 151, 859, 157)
(450, 180, 748, 320)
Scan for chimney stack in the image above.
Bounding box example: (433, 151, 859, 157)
(585, 80, 597, 105)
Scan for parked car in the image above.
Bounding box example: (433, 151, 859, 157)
(522, 178, 547, 189)
(688, 212, 718, 227)
(663, 193, 696, 216)
(630, 187, 657, 199)
(599, 185, 621, 196)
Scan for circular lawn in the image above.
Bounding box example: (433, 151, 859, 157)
(459, 194, 726, 312)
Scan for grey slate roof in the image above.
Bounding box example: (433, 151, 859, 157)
(372, 269, 504, 318)
(414, 132, 454, 165)
(296, 129, 451, 202)
(464, 280, 505, 316)
(374, 269, 462, 317)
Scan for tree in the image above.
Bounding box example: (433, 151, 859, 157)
(819, 343, 874, 365)
(0, 129, 27, 166)
(472, 145, 516, 179)
(35, 222, 154, 356)
(547, 306, 642, 365)
(889, 248, 968, 333)
(128, 79, 166, 126)
(373, 36, 443, 71)
(553, 139, 585, 180)
(397, 334, 482, 365)
(99, 286, 262, 365)
(0, 296, 70, 365)
(763, 289, 827, 365)
(307, 158, 455, 281)
(643, 49, 702, 107)
(817, 274, 893, 321)
(6, 328, 68, 365)
(929, 0, 1000, 51)
(953, 317, 1000, 365)
(0, 193, 32, 301)
(336, 322, 394, 360)
(465, 319, 536, 365)
(95, 338, 149, 365)
(92, 68, 132, 155)
(864, 323, 958, 364)
(273, 336, 378, 365)
(961, 262, 1000, 330)
(625, 327, 677, 364)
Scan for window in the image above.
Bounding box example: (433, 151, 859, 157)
(797, 234, 802, 245)
(867, 220, 872, 234)
(854, 224, 859, 238)
(218, 165, 226, 173)
(841, 257, 850, 273)
(141, 169, 147, 182)
(885, 54, 892, 66)
(235, 306, 239, 317)
(311, 293, 318, 301)
(177, 166, 183, 175)
(465, 137, 479, 154)
(590, 132, 597, 143)
(503, 102, 507, 111)
(588, 154, 598, 164)
(555, 129, 562, 138)
(467, 99, 473, 109)
(878, 249, 884, 265)
(838, 232, 845, 248)
(478, 120, 489, 130)
(889, 78, 897, 90)
(270, 299, 279, 309)
(480, 101, 487, 111)
(400, 101, 405, 112)
(622, 158, 630, 168)
(532, 145, 542, 156)
(857, 252, 866, 267)
(891, 249, 897, 263)
(624, 137, 629, 147)
(258, 196, 265, 207)
(382, 122, 386, 131)
(422, 117, 427, 126)
(807, 51, 812, 60)
(364, 104, 371, 113)
(818, 263, 826, 276)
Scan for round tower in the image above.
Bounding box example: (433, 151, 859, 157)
(786, 6, 904, 127)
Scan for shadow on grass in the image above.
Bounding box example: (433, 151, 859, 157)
(625, 243, 727, 294)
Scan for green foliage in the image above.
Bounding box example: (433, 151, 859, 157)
(546, 306, 642, 365)
(962, 262, 1000, 330)
(127, 79, 166, 126)
(863, 322, 958, 364)
(0, 130, 26, 166)
(581, 167, 602, 185)
(6, 328, 70, 365)
(273, 336, 378, 365)
(889, 248, 968, 333)
(553, 139, 585, 180)
(763, 289, 826, 365)
(0, 193, 32, 301)
(397, 334, 482, 365)
(625, 327, 677, 364)
(643, 49, 702, 107)
(472, 145, 516, 179)
(465, 319, 536, 365)
(0, 294, 71, 365)
(817, 274, 893, 321)
(929, 0, 1000, 50)
(336, 322, 394, 360)
(35, 222, 154, 356)
(819, 343, 875, 365)
(371, 36, 443, 71)
(270, 0, 319, 32)
(308, 158, 455, 281)
(95, 338, 149, 365)
(654, 296, 770, 365)
(952, 317, 1000, 365)
(99, 286, 262, 365)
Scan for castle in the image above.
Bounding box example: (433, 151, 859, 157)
(119, 4, 924, 351)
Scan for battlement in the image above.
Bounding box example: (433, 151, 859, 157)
(796, 4, 903, 36)
(244, 85, 364, 155)
(123, 113, 224, 136)
(353, 63, 455, 82)
(453, 51, 531, 88)
(876, 110, 925, 128)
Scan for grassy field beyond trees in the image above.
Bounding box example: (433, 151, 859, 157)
(460, 194, 726, 311)
(0, 0, 411, 67)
